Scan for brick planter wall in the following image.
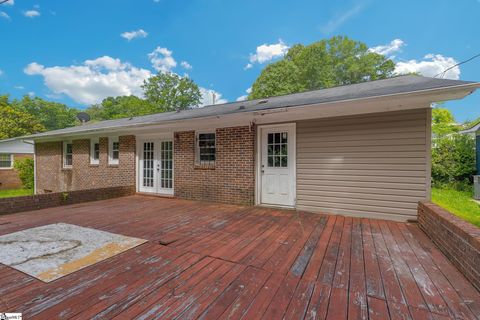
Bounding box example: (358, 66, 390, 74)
(0, 185, 135, 215)
(418, 202, 480, 290)
(174, 126, 255, 205)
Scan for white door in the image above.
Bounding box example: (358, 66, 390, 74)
(139, 140, 174, 195)
(260, 125, 295, 206)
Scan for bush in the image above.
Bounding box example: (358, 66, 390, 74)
(13, 158, 34, 189)
(432, 134, 476, 191)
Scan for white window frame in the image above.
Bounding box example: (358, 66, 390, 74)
(108, 136, 120, 165)
(195, 131, 216, 165)
(0, 153, 14, 170)
(90, 138, 100, 165)
(63, 141, 73, 169)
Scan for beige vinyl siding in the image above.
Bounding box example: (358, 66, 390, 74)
(296, 108, 430, 221)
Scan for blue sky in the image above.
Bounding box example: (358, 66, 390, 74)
(0, 0, 479, 122)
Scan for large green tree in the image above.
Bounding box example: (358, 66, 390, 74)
(13, 96, 79, 131)
(142, 72, 202, 111)
(0, 95, 45, 139)
(432, 107, 460, 136)
(249, 36, 396, 99)
(86, 96, 156, 121)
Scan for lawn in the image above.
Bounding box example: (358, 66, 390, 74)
(0, 189, 33, 198)
(432, 188, 480, 227)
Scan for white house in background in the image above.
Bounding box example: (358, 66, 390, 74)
(0, 138, 34, 190)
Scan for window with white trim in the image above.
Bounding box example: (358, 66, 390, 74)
(196, 132, 216, 165)
(90, 138, 100, 165)
(63, 141, 73, 168)
(0, 153, 13, 169)
(108, 137, 119, 165)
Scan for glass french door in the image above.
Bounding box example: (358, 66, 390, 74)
(139, 140, 174, 195)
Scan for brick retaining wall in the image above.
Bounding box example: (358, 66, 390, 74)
(0, 186, 135, 215)
(418, 201, 480, 290)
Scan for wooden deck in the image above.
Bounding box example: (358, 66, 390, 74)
(0, 195, 479, 319)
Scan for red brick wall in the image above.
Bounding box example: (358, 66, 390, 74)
(0, 154, 32, 190)
(0, 186, 135, 215)
(174, 126, 255, 205)
(418, 202, 480, 290)
(35, 136, 136, 193)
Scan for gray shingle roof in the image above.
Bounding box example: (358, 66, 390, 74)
(26, 75, 479, 139)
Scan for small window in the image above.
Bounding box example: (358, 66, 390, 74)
(109, 137, 119, 165)
(63, 141, 73, 168)
(196, 132, 216, 165)
(0, 153, 13, 169)
(267, 132, 288, 168)
(90, 138, 100, 165)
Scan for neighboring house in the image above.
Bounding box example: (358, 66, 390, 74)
(24, 75, 480, 221)
(0, 138, 34, 190)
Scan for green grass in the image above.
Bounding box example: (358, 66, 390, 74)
(432, 188, 480, 227)
(0, 188, 33, 198)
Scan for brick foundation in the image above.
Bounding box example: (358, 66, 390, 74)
(35, 136, 136, 193)
(418, 202, 480, 290)
(0, 185, 136, 215)
(0, 154, 32, 190)
(174, 126, 255, 205)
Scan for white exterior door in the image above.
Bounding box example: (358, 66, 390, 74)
(139, 140, 174, 195)
(260, 124, 295, 207)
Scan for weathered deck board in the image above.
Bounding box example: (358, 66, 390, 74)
(0, 195, 478, 319)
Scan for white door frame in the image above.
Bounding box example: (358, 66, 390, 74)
(136, 133, 174, 196)
(255, 123, 296, 208)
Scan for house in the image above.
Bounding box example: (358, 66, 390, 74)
(24, 75, 480, 221)
(0, 138, 34, 190)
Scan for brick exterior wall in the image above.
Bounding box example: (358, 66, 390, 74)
(0, 153, 32, 190)
(0, 186, 135, 215)
(174, 126, 255, 205)
(418, 202, 480, 290)
(36, 136, 136, 193)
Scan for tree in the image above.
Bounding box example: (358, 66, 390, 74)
(249, 36, 396, 99)
(432, 107, 460, 136)
(86, 96, 156, 121)
(432, 134, 476, 190)
(0, 96, 45, 139)
(13, 96, 79, 131)
(142, 72, 202, 111)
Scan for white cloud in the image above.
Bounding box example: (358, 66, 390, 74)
(148, 46, 177, 73)
(24, 56, 152, 105)
(3, 0, 14, 5)
(27, 91, 35, 97)
(0, 12, 10, 19)
(14, 85, 24, 89)
(320, 2, 367, 34)
(236, 87, 252, 101)
(24, 10, 40, 17)
(180, 61, 192, 70)
(395, 54, 460, 79)
(121, 29, 148, 41)
(369, 39, 405, 57)
(247, 40, 289, 68)
(200, 88, 227, 106)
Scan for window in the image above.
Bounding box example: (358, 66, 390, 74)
(267, 132, 288, 168)
(109, 137, 119, 165)
(90, 138, 100, 165)
(0, 153, 13, 169)
(196, 132, 216, 165)
(63, 141, 73, 168)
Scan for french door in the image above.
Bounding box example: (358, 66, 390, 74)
(139, 139, 173, 195)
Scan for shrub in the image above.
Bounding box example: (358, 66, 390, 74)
(432, 134, 476, 191)
(13, 158, 34, 189)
